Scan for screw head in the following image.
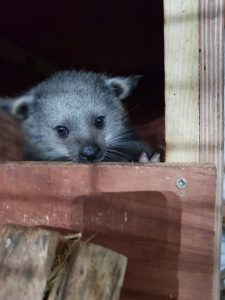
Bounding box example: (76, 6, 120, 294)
(176, 177, 188, 189)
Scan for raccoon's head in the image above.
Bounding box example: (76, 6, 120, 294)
(0, 71, 141, 162)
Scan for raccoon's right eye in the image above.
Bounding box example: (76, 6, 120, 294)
(54, 126, 69, 138)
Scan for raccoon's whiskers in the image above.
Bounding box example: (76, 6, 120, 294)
(107, 147, 128, 159)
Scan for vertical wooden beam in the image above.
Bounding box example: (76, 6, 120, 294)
(164, 0, 224, 299)
(164, 0, 200, 163)
(199, 0, 224, 298)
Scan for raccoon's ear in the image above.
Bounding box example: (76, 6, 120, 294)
(11, 95, 34, 120)
(0, 99, 15, 115)
(0, 95, 34, 120)
(105, 75, 142, 100)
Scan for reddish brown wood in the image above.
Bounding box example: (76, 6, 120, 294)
(0, 162, 216, 300)
(0, 112, 23, 161)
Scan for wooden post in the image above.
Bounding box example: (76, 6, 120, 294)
(164, 0, 224, 299)
(164, 1, 200, 163)
(199, 1, 224, 297)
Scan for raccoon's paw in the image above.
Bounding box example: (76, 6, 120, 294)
(138, 151, 160, 163)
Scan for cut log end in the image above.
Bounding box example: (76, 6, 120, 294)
(0, 225, 127, 300)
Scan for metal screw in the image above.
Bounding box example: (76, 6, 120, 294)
(176, 177, 188, 189)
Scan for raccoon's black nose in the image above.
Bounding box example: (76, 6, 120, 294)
(79, 144, 102, 161)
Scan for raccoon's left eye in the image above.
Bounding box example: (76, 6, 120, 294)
(54, 126, 69, 138)
(95, 116, 105, 129)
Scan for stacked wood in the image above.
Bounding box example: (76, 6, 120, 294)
(0, 112, 23, 161)
(0, 225, 127, 300)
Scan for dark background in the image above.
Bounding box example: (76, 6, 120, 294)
(0, 0, 164, 127)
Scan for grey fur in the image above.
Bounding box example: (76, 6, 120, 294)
(0, 70, 152, 162)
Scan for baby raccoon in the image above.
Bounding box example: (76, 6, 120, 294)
(0, 70, 153, 162)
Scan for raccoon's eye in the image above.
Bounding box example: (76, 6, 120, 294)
(95, 116, 105, 129)
(54, 126, 69, 138)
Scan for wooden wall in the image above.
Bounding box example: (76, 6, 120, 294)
(0, 163, 217, 300)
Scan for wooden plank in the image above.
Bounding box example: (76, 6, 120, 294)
(0, 225, 60, 300)
(199, 1, 224, 298)
(164, 0, 200, 163)
(61, 241, 127, 300)
(0, 162, 217, 299)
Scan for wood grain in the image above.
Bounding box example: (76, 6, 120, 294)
(164, 0, 200, 163)
(62, 241, 127, 300)
(0, 225, 60, 300)
(0, 225, 127, 300)
(164, 1, 224, 297)
(0, 162, 217, 299)
(199, 1, 224, 298)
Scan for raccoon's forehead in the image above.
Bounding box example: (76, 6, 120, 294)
(34, 83, 112, 107)
(33, 90, 119, 123)
(31, 75, 123, 120)
(37, 94, 113, 116)
(34, 73, 108, 100)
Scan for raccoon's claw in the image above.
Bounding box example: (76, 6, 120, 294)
(138, 151, 160, 163)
